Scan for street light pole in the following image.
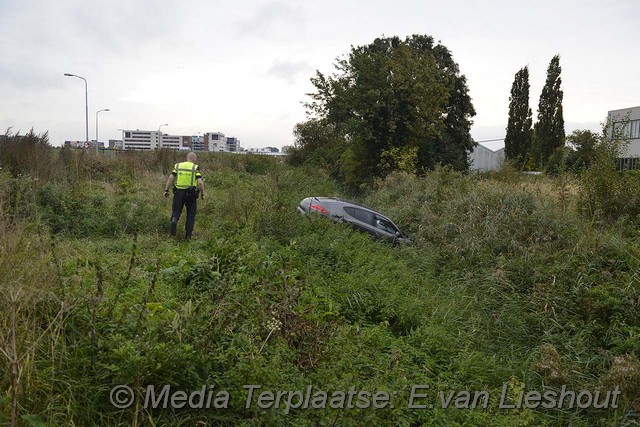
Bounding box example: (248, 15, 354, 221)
(64, 73, 89, 152)
(158, 123, 168, 149)
(96, 109, 110, 152)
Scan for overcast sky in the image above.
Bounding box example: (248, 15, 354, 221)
(1, 0, 638, 150)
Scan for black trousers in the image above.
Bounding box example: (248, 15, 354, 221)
(171, 188, 198, 238)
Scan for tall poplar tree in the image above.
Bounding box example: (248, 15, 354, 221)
(533, 55, 565, 167)
(504, 66, 533, 168)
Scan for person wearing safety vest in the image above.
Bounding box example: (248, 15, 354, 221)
(163, 152, 205, 239)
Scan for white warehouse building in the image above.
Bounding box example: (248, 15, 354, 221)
(469, 142, 504, 171)
(608, 106, 640, 170)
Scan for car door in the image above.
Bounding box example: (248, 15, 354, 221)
(373, 215, 401, 242)
(343, 206, 379, 237)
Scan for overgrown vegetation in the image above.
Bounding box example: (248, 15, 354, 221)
(1, 130, 639, 426)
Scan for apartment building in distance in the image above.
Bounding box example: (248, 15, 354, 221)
(191, 135, 204, 151)
(121, 130, 241, 152)
(159, 134, 181, 150)
(608, 106, 640, 170)
(122, 130, 162, 150)
(226, 137, 240, 152)
(205, 132, 227, 152)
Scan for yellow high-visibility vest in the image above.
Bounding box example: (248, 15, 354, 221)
(172, 161, 202, 189)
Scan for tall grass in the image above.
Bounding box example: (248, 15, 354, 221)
(1, 135, 639, 425)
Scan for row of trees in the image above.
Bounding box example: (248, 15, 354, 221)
(290, 36, 620, 187)
(504, 56, 566, 170)
(288, 35, 476, 191)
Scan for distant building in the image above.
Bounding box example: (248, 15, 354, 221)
(203, 132, 241, 152)
(608, 106, 640, 170)
(121, 130, 182, 150)
(64, 140, 104, 149)
(120, 129, 242, 152)
(122, 130, 158, 150)
(191, 135, 204, 151)
(109, 139, 123, 149)
(469, 143, 504, 171)
(64, 140, 85, 148)
(206, 132, 226, 152)
(181, 136, 192, 150)
(226, 137, 240, 152)
(158, 134, 181, 150)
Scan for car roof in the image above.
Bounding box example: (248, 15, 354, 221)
(305, 197, 399, 223)
(307, 196, 374, 211)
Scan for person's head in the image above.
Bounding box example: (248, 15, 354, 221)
(187, 152, 197, 162)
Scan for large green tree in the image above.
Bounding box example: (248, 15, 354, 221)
(504, 67, 533, 168)
(293, 35, 475, 190)
(566, 129, 599, 171)
(533, 55, 565, 167)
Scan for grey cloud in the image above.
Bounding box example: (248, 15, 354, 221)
(0, 0, 190, 63)
(0, 61, 65, 91)
(238, 1, 306, 39)
(267, 60, 311, 85)
(68, 0, 191, 55)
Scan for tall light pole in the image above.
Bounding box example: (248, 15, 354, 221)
(64, 73, 89, 152)
(96, 109, 110, 152)
(158, 123, 168, 149)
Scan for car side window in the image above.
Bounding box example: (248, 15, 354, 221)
(344, 207, 374, 225)
(343, 206, 355, 218)
(375, 216, 397, 234)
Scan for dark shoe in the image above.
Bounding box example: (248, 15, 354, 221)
(170, 220, 177, 236)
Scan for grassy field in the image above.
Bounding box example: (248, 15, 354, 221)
(1, 140, 639, 426)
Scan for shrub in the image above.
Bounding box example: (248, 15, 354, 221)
(578, 145, 640, 222)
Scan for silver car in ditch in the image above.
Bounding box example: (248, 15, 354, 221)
(297, 197, 411, 245)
